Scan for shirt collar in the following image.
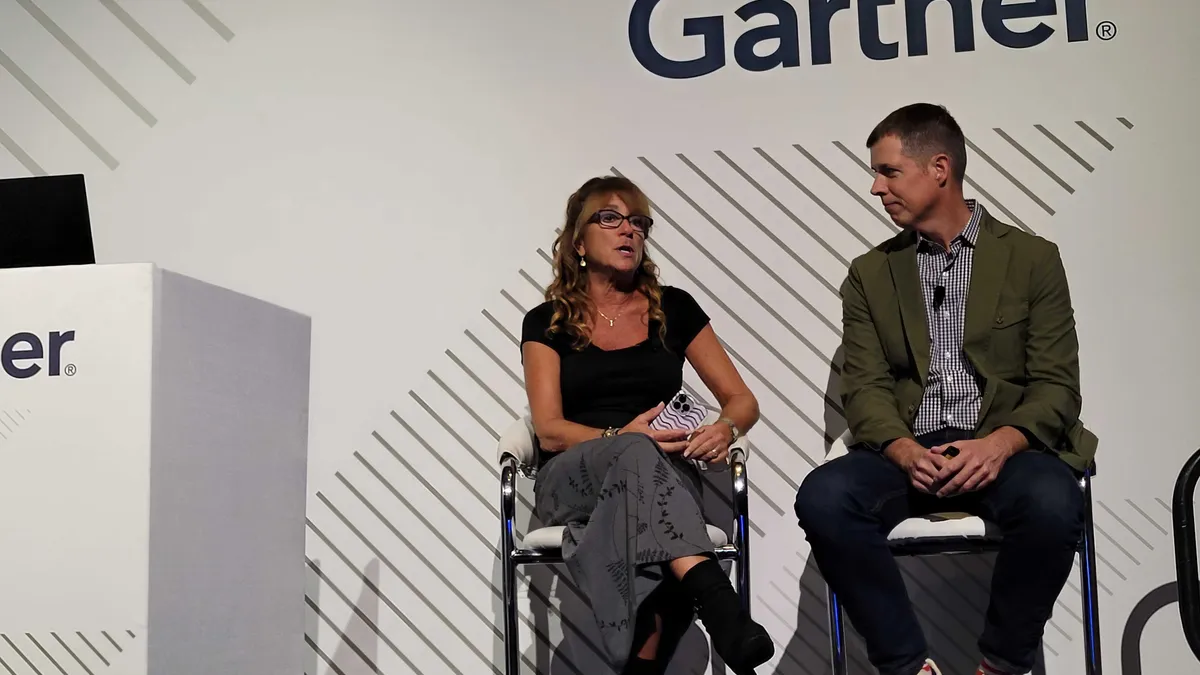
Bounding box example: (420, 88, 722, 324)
(917, 199, 984, 251)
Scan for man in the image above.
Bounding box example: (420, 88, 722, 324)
(794, 103, 1097, 675)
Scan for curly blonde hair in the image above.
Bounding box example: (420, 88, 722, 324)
(545, 176, 668, 350)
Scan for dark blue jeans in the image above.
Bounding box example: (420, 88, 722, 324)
(794, 430, 1085, 675)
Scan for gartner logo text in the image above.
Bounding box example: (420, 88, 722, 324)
(629, 0, 1099, 79)
(2, 331, 76, 379)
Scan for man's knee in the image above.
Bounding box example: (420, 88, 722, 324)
(1004, 457, 1086, 542)
(794, 456, 863, 537)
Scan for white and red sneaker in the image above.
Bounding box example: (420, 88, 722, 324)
(918, 659, 942, 675)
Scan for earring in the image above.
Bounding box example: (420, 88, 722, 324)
(580, 258, 587, 268)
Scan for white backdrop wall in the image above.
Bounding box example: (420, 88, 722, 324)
(1, 1, 1198, 673)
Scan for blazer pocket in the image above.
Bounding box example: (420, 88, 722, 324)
(992, 301, 1030, 329)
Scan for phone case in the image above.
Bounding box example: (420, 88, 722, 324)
(648, 390, 708, 432)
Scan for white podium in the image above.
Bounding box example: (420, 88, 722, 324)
(0, 263, 311, 675)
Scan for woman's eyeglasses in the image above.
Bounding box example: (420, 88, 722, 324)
(588, 209, 653, 233)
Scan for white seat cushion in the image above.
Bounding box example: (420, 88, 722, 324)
(887, 512, 1001, 541)
(520, 525, 730, 550)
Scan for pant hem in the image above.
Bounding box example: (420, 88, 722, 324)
(881, 654, 930, 675)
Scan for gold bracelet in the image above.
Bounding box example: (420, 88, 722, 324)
(717, 416, 741, 443)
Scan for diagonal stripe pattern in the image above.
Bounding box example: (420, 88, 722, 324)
(0, 631, 138, 674)
(305, 119, 1139, 674)
(0, 0, 235, 174)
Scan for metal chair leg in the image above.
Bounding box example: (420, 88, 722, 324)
(501, 461, 521, 675)
(1080, 471, 1103, 675)
(828, 586, 848, 675)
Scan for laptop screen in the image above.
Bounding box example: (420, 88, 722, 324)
(0, 174, 96, 269)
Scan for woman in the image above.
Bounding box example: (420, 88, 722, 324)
(520, 175, 774, 674)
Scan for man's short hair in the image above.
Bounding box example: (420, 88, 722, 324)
(866, 103, 967, 183)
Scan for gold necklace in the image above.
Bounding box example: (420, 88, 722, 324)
(596, 307, 622, 327)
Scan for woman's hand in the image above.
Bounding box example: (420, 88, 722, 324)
(683, 423, 733, 464)
(620, 403, 690, 453)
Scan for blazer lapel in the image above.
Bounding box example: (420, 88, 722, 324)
(888, 239, 930, 384)
(963, 223, 1010, 352)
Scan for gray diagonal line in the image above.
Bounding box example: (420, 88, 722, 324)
(0, 48, 118, 169)
(640, 157, 842, 335)
(305, 595, 382, 674)
(811, 142, 897, 231)
(100, 632, 120, 652)
(755, 595, 823, 675)
(751, 147, 875, 249)
(0, 636, 42, 675)
(371, 430, 497, 554)
(14, 410, 25, 421)
(25, 635, 66, 675)
(1118, 117, 1134, 129)
(409, 391, 497, 475)
(427, 371, 502, 440)
(1093, 522, 1140, 565)
(639, 225, 834, 455)
(963, 176, 1034, 233)
(445, 349, 519, 419)
(745, 478, 783, 520)
(892, 566, 1002, 650)
(97, 0, 195, 83)
(613, 171, 838, 383)
(720, 336, 832, 455)
(0, 417, 11, 434)
(125, 631, 135, 639)
(304, 633, 346, 675)
(993, 128, 1073, 193)
(686, 151, 850, 275)
(1076, 121, 1113, 150)
(306, 557, 474, 675)
(1094, 549, 1126, 582)
(307, 527, 511, 675)
(537, 248, 554, 267)
(681, 382, 799, 505)
(1156, 497, 1171, 513)
(464, 329, 523, 387)
(0, 654, 14, 675)
(0, 126, 45, 175)
(765, 583, 872, 673)
(482, 309, 519, 347)
(519, 269, 545, 295)
(387, 411, 496, 515)
(1070, 556, 1114, 596)
(1034, 124, 1093, 172)
(1097, 501, 1154, 550)
(5, 411, 18, 426)
(409, 388, 539, 516)
(181, 0, 234, 41)
(15, 0, 157, 126)
(335, 478, 612, 669)
(357, 450, 579, 614)
(964, 137, 1053, 215)
(1126, 499, 1169, 536)
(499, 289, 526, 316)
(313, 495, 503, 643)
(49, 635, 92, 675)
(353, 448, 589, 665)
(74, 634, 106, 667)
(0, 430, 7, 441)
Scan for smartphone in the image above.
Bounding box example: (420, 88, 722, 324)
(649, 390, 707, 433)
(942, 445, 960, 458)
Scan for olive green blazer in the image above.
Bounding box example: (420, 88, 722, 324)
(840, 211, 1097, 473)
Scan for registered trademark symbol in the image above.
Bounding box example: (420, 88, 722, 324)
(1096, 21, 1117, 40)
(64, 364, 76, 376)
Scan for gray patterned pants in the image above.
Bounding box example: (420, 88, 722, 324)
(533, 433, 714, 671)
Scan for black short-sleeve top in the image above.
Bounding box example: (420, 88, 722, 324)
(520, 286, 711, 447)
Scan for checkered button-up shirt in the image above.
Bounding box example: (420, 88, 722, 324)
(913, 200, 985, 436)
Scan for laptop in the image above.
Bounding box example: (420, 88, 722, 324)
(0, 173, 96, 269)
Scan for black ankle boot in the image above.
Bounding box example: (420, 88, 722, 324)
(680, 559, 774, 674)
(622, 656, 659, 675)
